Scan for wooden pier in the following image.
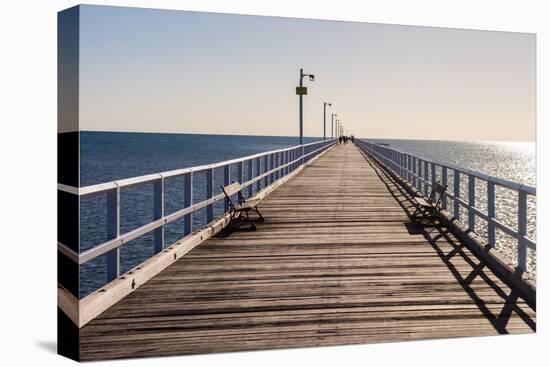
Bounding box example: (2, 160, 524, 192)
(78, 144, 535, 361)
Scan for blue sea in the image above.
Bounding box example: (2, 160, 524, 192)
(79, 132, 536, 298)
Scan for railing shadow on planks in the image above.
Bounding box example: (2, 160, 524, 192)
(356, 139, 536, 290)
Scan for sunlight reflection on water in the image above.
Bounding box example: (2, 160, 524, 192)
(370, 139, 536, 275)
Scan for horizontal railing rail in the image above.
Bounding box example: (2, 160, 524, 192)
(356, 139, 536, 274)
(58, 139, 336, 290)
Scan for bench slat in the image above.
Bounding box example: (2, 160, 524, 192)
(414, 197, 431, 207)
(223, 182, 242, 197)
(237, 198, 261, 210)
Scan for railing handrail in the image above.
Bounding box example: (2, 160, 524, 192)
(58, 139, 333, 197)
(356, 139, 536, 274)
(358, 140, 535, 195)
(58, 139, 337, 288)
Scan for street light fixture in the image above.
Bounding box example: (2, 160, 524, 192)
(323, 102, 331, 140)
(297, 68, 315, 145)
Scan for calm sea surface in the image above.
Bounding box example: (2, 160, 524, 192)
(79, 132, 536, 297)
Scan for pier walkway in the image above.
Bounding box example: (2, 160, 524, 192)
(79, 144, 535, 361)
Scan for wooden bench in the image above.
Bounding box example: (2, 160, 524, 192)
(221, 182, 265, 230)
(412, 182, 447, 223)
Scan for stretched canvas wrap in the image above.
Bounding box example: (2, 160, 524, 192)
(57, 4, 536, 362)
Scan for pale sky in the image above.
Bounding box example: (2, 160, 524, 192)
(78, 5, 535, 141)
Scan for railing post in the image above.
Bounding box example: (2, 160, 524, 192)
(399, 152, 403, 177)
(415, 158, 420, 190)
(263, 155, 269, 187)
(255, 156, 261, 192)
(407, 155, 411, 182)
(404, 154, 408, 182)
(454, 170, 460, 220)
(206, 168, 214, 222)
(423, 160, 429, 197)
(517, 190, 527, 272)
(153, 178, 164, 253)
(224, 165, 230, 212)
(412, 157, 417, 188)
(285, 150, 290, 176)
(270, 153, 275, 183)
(402, 153, 406, 179)
(468, 174, 475, 231)
(396, 151, 400, 176)
(276, 152, 280, 179)
(247, 159, 253, 197)
(237, 161, 244, 185)
(396, 152, 399, 176)
(106, 186, 120, 281)
(441, 167, 448, 210)
(183, 172, 193, 235)
(487, 181, 495, 248)
(431, 162, 436, 192)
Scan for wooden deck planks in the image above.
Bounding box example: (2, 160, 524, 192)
(79, 143, 535, 361)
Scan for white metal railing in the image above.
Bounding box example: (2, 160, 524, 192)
(356, 139, 536, 273)
(58, 139, 336, 287)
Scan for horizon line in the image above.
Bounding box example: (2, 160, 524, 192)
(78, 130, 536, 144)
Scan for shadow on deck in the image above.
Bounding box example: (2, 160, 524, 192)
(79, 143, 535, 361)
(363, 151, 536, 334)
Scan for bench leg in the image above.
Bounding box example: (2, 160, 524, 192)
(412, 205, 425, 221)
(227, 211, 237, 229)
(230, 211, 245, 228)
(254, 206, 265, 222)
(245, 211, 257, 230)
(231, 210, 256, 230)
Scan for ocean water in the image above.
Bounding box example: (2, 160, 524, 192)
(78, 133, 536, 297)
(368, 139, 535, 186)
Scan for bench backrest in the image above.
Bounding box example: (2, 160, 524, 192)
(222, 182, 242, 197)
(429, 182, 447, 206)
(434, 182, 446, 195)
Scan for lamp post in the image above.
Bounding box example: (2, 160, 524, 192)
(331, 113, 337, 139)
(323, 102, 331, 140)
(297, 68, 315, 145)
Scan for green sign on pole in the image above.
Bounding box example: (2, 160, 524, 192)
(296, 86, 307, 95)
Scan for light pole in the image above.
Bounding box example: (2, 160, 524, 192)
(323, 102, 331, 140)
(297, 68, 315, 145)
(331, 113, 337, 138)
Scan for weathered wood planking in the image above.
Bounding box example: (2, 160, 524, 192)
(79, 143, 535, 361)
